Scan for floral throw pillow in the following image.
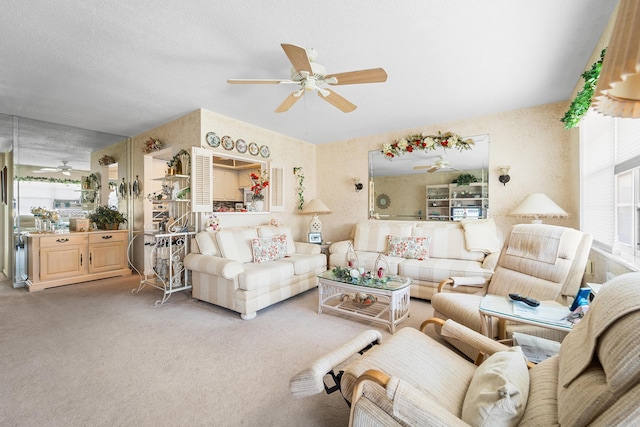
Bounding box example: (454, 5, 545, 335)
(251, 234, 288, 263)
(386, 235, 430, 260)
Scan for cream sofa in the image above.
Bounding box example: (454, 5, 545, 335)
(184, 225, 326, 319)
(329, 220, 502, 300)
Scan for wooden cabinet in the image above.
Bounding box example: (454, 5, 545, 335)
(237, 168, 259, 188)
(212, 167, 242, 201)
(27, 230, 130, 292)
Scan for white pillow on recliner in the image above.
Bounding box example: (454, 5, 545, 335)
(461, 218, 501, 254)
(461, 347, 529, 427)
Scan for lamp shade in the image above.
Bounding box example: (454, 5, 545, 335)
(300, 199, 332, 234)
(593, 0, 640, 118)
(300, 199, 332, 215)
(510, 193, 568, 223)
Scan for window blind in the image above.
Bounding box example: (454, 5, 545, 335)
(581, 109, 615, 248)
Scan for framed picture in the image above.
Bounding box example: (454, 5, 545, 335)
(308, 232, 322, 244)
(235, 203, 244, 211)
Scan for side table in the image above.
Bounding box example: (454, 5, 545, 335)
(479, 294, 573, 339)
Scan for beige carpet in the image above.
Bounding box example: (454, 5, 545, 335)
(0, 274, 436, 426)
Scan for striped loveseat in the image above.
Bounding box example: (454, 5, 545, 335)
(184, 225, 326, 319)
(329, 220, 502, 300)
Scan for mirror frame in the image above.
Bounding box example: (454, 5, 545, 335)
(368, 134, 489, 220)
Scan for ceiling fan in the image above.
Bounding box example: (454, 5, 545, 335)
(227, 43, 388, 113)
(33, 160, 73, 176)
(413, 155, 460, 173)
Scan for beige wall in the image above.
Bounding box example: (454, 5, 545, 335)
(318, 101, 576, 243)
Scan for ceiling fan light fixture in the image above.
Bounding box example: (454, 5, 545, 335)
(228, 43, 387, 113)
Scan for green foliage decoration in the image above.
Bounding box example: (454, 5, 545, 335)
(561, 48, 606, 129)
(454, 173, 478, 187)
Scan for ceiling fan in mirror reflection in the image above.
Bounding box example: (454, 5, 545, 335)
(32, 160, 73, 176)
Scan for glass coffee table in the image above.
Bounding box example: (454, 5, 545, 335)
(317, 270, 412, 333)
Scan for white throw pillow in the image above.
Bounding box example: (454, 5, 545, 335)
(461, 347, 530, 427)
(195, 230, 219, 256)
(460, 218, 501, 254)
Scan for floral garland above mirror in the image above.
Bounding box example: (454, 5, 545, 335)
(381, 131, 473, 159)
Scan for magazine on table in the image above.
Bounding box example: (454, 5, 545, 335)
(511, 301, 573, 327)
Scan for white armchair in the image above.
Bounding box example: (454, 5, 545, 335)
(431, 223, 592, 360)
(291, 272, 640, 426)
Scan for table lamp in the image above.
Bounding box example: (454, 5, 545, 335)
(510, 193, 568, 224)
(300, 199, 332, 233)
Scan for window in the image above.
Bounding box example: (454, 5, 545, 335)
(581, 109, 640, 260)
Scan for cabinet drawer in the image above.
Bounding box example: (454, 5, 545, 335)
(89, 232, 127, 244)
(40, 234, 88, 248)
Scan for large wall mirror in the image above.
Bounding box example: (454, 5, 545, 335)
(1, 114, 129, 285)
(369, 134, 489, 220)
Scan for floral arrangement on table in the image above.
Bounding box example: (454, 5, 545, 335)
(30, 206, 59, 222)
(293, 166, 305, 209)
(250, 170, 269, 201)
(144, 137, 163, 154)
(98, 155, 115, 166)
(332, 266, 389, 287)
(381, 131, 474, 159)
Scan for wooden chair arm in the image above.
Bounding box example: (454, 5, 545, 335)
(419, 317, 445, 333)
(349, 369, 391, 427)
(437, 278, 454, 292)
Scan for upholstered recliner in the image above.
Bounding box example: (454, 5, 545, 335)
(290, 272, 640, 426)
(431, 223, 592, 360)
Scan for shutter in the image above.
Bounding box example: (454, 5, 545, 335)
(191, 147, 212, 212)
(270, 165, 284, 212)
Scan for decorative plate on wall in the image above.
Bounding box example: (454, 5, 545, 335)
(221, 135, 234, 150)
(236, 139, 247, 153)
(376, 194, 391, 209)
(259, 145, 270, 158)
(206, 131, 220, 148)
(248, 142, 259, 156)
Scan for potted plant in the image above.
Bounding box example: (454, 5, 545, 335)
(454, 173, 478, 187)
(88, 205, 127, 230)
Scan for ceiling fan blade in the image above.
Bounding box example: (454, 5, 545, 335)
(62, 171, 71, 176)
(326, 68, 388, 85)
(413, 165, 432, 170)
(275, 91, 304, 113)
(427, 166, 439, 173)
(317, 88, 357, 113)
(33, 168, 58, 172)
(281, 43, 313, 74)
(227, 79, 290, 84)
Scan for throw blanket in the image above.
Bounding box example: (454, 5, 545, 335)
(559, 272, 640, 388)
(505, 224, 565, 264)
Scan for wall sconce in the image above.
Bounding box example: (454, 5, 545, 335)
(498, 166, 511, 186)
(354, 178, 363, 192)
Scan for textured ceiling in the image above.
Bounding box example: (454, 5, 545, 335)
(0, 0, 618, 170)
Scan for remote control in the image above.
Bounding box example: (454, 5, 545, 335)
(509, 293, 540, 307)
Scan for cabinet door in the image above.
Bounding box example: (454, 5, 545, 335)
(40, 245, 87, 280)
(212, 167, 226, 201)
(224, 169, 240, 200)
(89, 232, 127, 273)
